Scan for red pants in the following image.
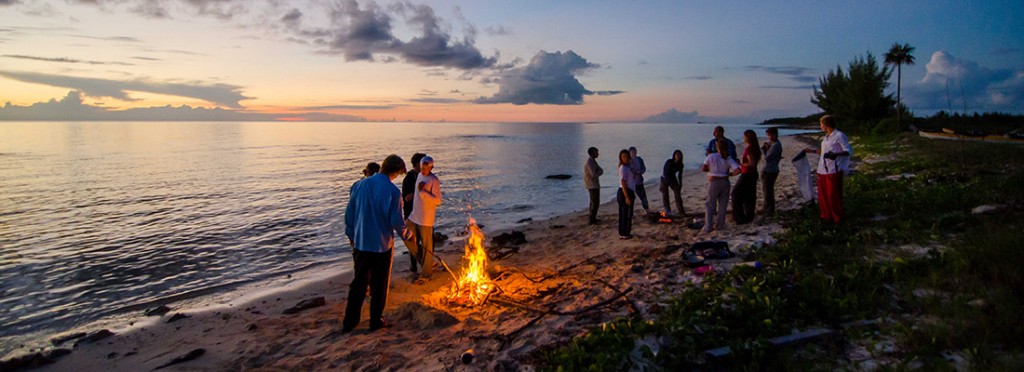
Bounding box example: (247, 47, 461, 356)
(817, 173, 843, 223)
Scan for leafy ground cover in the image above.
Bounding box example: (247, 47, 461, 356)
(543, 133, 1024, 371)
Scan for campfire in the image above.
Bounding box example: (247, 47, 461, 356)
(657, 211, 673, 223)
(445, 218, 494, 306)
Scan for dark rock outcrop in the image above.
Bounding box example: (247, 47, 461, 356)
(145, 305, 172, 317)
(282, 297, 326, 315)
(73, 329, 115, 348)
(155, 348, 205, 370)
(490, 231, 527, 248)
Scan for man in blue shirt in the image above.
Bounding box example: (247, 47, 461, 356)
(705, 126, 738, 162)
(343, 154, 412, 333)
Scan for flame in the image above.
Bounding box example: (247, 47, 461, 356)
(446, 218, 493, 306)
(658, 211, 672, 223)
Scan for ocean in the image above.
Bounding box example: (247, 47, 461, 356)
(0, 121, 810, 356)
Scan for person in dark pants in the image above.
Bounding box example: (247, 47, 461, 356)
(343, 154, 412, 333)
(660, 149, 685, 216)
(583, 147, 604, 225)
(628, 146, 650, 214)
(616, 149, 636, 239)
(401, 153, 426, 272)
(731, 130, 762, 224)
(760, 127, 782, 216)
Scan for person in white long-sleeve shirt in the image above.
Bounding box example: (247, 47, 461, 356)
(804, 115, 851, 223)
(407, 156, 442, 281)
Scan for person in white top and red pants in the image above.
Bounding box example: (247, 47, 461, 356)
(805, 115, 852, 223)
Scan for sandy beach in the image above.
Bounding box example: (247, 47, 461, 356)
(20, 135, 818, 371)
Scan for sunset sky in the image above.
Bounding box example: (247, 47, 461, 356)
(1, 0, 1021, 122)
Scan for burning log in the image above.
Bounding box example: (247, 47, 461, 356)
(648, 211, 684, 224)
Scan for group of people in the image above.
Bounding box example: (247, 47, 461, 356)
(342, 153, 442, 333)
(586, 115, 851, 239)
(342, 116, 851, 333)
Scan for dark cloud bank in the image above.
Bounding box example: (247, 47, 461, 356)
(0, 91, 366, 122)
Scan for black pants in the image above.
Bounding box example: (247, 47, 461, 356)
(731, 171, 759, 224)
(588, 188, 600, 224)
(762, 172, 779, 215)
(343, 249, 393, 330)
(634, 180, 650, 211)
(617, 188, 635, 236)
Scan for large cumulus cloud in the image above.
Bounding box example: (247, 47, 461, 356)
(475, 50, 621, 105)
(906, 51, 1024, 113)
(287, 0, 496, 70)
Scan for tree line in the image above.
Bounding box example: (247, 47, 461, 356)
(763, 42, 1021, 135)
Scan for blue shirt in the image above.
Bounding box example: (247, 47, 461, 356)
(706, 137, 738, 161)
(344, 173, 406, 253)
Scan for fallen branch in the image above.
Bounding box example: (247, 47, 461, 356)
(550, 287, 633, 316)
(595, 278, 641, 316)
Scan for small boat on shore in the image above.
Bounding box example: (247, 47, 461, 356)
(919, 129, 1024, 144)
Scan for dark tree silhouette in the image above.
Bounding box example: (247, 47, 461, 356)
(884, 42, 916, 131)
(812, 53, 894, 132)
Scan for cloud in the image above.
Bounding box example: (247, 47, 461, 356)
(759, 84, 815, 90)
(904, 51, 1024, 113)
(1, 0, 19, 6)
(484, 24, 511, 36)
(0, 71, 251, 108)
(298, 104, 398, 110)
(3, 54, 134, 66)
(0, 91, 366, 121)
(686, 75, 713, 80)
(743, 65, 816, 85)
(474, 50, 620, 105)
(641, 108, 705, 123)
(288, 0, 496, 70)
(409, 97, 462, 104)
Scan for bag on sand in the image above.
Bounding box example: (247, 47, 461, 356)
(691, 240, 734, 260)
(792, 151, 817, 203)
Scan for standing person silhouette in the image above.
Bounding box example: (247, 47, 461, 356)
(804, 115, 851, 223)
(343, 154, 413, 333)
(583, 147, 604, 225)
(616, 149, 636, 239)
(400, 153, 426, 273)
(629, 147, 650, 214)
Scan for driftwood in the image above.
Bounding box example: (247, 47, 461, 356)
(595, 279, 641, 316)
(492, 287, 634, 348)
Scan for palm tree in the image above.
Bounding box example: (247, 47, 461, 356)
(884, 42, 915, 131)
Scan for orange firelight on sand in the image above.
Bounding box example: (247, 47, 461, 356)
(658, 211, 672, 223)
(445, 218, 494, 306)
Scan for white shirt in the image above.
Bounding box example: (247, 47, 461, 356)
(703, 153, 739, 177)
(618, 164, 636, 191)
(817, 130, 853, 175)
(408, 172, 442, 226)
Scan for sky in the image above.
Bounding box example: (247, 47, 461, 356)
(0, 0, 1022, 123)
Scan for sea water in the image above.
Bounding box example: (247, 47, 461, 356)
(0, 121, 810, 355)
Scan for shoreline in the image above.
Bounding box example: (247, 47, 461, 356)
(13, 134, 819, 370)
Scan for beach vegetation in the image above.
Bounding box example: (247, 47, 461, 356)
(884, 42, 916, 131)
(543, 133, 1024, 370)
(811, 53, 895, 132)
